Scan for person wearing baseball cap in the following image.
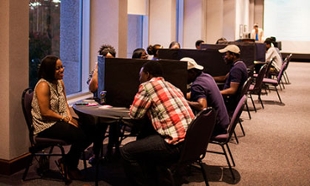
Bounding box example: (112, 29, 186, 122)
(216, 45, 248, 116)
(180, 57, 230, 136)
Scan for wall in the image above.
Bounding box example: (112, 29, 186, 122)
(89, 0, 128, 71)
(149, 0, 177, 48)
(183, 0, 206, 48)
(0, 0, 29, 161)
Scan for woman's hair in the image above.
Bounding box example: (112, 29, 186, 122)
(216, 37, 228, 44)
(132, 48, 146, 59)
(98, 44, 116, 57)
(195, 40, 204, 48)
(38, 55, 59, 82)
(147, 44, 162, 56)
(169, 41, 181, 49)
(142, 61, 163, 77)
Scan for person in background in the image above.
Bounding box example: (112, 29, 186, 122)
(214, 45, 248, 115)
(120, 61, 195, 186)
(86, 44, 117, 164)
(169, 41, 181, 49)
(132, 48, 148, 59)
(195, 39, 205, 50)
(264, 37, 283, 72)
(250, 23, 264, 42)
(87, 44, 116, 95)
(182, 57, 230, 136)
(147, 44, 162, 60)
(269, 36, 282, 58)
(216, 37, 228, 44)
(31, 55, 91, 180)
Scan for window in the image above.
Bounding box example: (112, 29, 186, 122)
(29, 0, 89, 95)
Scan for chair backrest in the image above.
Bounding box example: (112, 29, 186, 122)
(21, 88, 35, 146)
(226, 95, 247, 140)
(283, 53, 292, 71)
(241, 76, 253, 96)
(178, 108, 217, 164)
(265, 59, 274, 78)
(276, 61, 288, 83)
(253, 64, 268, 91)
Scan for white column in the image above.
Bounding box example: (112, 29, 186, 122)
(183, 0, 206, 48)
(148, 0, 177, 48)
(206, 0, 224, 44)
(0, 0, 29, 160)
(90, 0, 128, 67)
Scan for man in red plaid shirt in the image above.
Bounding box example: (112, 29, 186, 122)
(120, 61, 195, 186)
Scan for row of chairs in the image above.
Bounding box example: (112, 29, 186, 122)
(207, 53, 293, 182)
(249, 53, 292, 110)
(21, 90, 248, 185)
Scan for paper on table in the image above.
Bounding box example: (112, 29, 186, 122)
(98, 105, 113, 109)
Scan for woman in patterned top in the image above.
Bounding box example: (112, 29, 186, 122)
(31, 55, 91, 180)
(120, 61, 195, 185)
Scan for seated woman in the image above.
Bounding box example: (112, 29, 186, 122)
(31, 55, 91, 180)
(132, 48, 148, 59)
(147, 44, 162, 60)
(169, 41, 181, 49)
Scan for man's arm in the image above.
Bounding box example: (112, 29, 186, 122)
(188, 97, 207, 111)
(220, 82, 239, 95)
(213, 72, 229, 82)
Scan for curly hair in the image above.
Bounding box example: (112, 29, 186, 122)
(98, 44, 116, 57)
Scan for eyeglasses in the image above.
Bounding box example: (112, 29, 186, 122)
(55, 66, 65, 70)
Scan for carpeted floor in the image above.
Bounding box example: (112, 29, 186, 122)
(1, 61, 310, 186)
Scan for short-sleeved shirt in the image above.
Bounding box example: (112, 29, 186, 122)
(31, 79, 68, 135)
(223, 61, 248, 112)
(129, 77, 195, 145)
(190, 73, 230, 135)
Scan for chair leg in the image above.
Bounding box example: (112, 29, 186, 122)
(249, 94, 257, 112)
(225, 144, 235, 167)
(233, 131, 239, 144)
(221, 144, 235, 181)
(82, 152, 87, 171)
(166, 168, 176, 186)
(199, 162, 210, 186)
(245, 100, 251, 119)
(283, 72, 290, 84)
(238, 119, 245, 136)
(258, 94, 264, 109)
(274, 87, 282, 103)
(22, 154, 34, 181)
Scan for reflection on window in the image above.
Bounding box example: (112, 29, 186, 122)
(29, 0, 82, 95)
(29, 0, 60, 89)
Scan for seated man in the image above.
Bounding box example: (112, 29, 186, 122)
(120, 61, 195, 186)
(214, 45, 248, 115)
(182, 57, 229, 136)
(264, 37, 283, 73)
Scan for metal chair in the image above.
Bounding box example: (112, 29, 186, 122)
(160, 108, 217, 186)
(207, 95, 247, 181)
(248, 64, 268, 111)
(21, 88, 86, 184)
(262, 61, 288, 103)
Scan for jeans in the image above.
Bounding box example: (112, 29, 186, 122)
(120, 133, 183, 186)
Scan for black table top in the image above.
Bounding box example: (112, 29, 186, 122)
(72, 100, 130, 121)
